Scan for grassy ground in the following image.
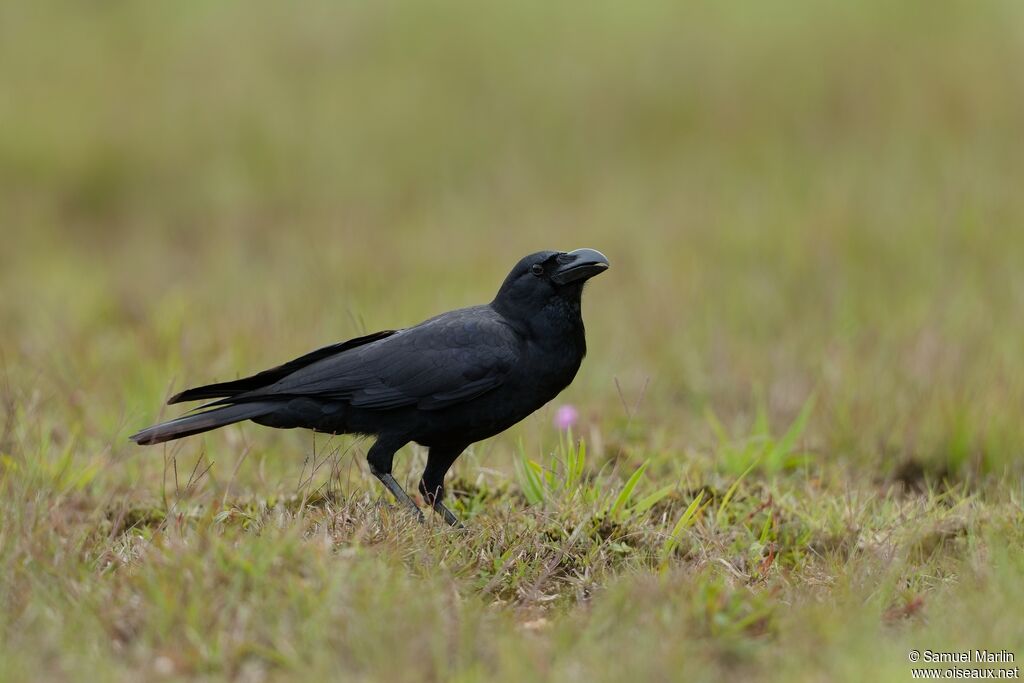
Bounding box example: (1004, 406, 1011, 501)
(3, 1, 1024, 680)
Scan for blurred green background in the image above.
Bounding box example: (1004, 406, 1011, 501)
(2, 0, 1023, 483)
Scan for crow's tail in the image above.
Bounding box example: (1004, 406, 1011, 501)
(129, 401, 278, 445)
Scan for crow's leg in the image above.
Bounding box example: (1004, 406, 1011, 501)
(367, 438, 424, 522)
(420, 444, 468, 528)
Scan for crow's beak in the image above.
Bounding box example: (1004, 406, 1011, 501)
(551, 248, 610, 285)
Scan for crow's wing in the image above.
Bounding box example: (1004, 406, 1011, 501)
(169, 330, 397, 404)
(226, 307, 522, 411)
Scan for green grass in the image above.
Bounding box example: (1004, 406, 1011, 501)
(3, 0, 1024, 680)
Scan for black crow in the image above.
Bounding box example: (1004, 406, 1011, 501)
(131, 248, 609, 525)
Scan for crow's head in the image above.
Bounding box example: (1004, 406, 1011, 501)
(492, 248, 609, 320)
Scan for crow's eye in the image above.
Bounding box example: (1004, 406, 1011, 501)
(530, 264, 545, 277)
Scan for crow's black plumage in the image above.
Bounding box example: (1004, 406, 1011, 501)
(131, 248, 609, 525)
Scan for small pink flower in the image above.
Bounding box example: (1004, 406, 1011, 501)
(554, 404, 579, 431)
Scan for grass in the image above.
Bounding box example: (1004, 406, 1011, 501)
(3, 0, 1024, 680)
